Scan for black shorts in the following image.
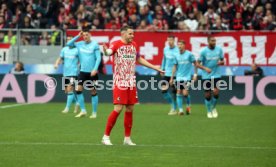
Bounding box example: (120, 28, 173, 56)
(161, 76, 175, 86)
(63, 76, 77, 86)
(78, 72, 99, 89)
(202, 78, 221, 91)
(175, 80, 191, 90)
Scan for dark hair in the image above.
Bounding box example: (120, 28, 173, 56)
(82, 27, 90, 32)
(178, 40, 185, 44)
(120, 25, 133, 32)
(168, 34, 175, 39)
(207, 35, 215, 41)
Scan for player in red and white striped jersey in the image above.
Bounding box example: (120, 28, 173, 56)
(102, 25, 164, 145)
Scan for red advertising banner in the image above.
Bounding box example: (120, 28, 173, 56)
(66, 31, 276, 66)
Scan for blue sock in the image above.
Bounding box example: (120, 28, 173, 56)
(176, 94, 183, 111)
(76, 93, 86, 112)
(91, 95, 98, 114)
(163, 92, 174, 109)
(172, 93, 177, 110)
(212, 97, 218, 109)
(186, 95, 191, 107)
(205, 99, 212, 113)
(66, 92, 74, 109)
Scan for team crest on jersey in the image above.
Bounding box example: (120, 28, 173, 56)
(117, 97, 120, 101)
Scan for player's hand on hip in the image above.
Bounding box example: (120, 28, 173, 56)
(91, 70, 97, 76)
(54, 64, 58, 69)
(205, 68, 212, 73)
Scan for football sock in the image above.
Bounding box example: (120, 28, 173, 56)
(205, 98, 212, 113)
(176, 94, 183, 112)
(76, 93, 86, 112)
(104, 110, 120, 136)
(163, 92, 175, 110)
(212, 95, 218, 109)
(124, 111, 133, 137)
(91, 95, 98, 114)
(186, 95, 191, 107)
(65, 92, 74, 110)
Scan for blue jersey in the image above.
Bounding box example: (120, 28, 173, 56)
(161, 46, 178, 77)
(173, 50, 196, 81)
(199, 46, 224, 79)
(67, 36, 101, 73)
(60, 46, 79, 77)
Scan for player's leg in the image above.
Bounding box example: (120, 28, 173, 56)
(123, 104, 136, 145)
(162, 77, 177, 115)
(63, 84, 75, 113)
(75, 72, 87, 117)
(102, 104, 124, 145)
(183, 89, 191, 115)
(102, 86, 128, 145)
(89, 75, 99, 119)
(204, 90, 213, 118)
(176, 88, 184, 115)
(171, 82, 177, 112)
(211, 87, 219, 118)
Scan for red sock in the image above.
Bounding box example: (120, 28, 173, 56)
(124, 111, 133, 137)
(104, 110, 120, 136)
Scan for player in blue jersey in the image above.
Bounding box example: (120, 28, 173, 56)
(161, 35, 178, 115)
(67, 29, 101, 119)
(54, 36, 80, 114)
(170, 40, 197, 115)
(197, 36, 224, 118)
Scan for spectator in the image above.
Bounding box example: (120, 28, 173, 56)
(265, 15, 276, 30)
(232, 12, 244, 30)
(172, 7, 186, 29)
(184, 12, 199, 31)
(19, 16, 34, 29)
(3, 30, 16, 45)
(244, 64, 264, 76)
(10, 61, 25, 74)
(128, 14, 140, 29)
(39, 31, 50, 46)
(204, 6, 219, 29)
(0, 15, 7, 29)
(211, 18, 227, 31)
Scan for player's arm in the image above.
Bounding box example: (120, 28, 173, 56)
(170, 64, 176, 85)
(66, 31, 82, 47)
(160, 49, 166, 75)
(217, 48, 224, 65)
(193, 61, 198, 81)
(196, 51, 211, 73)
(137, 57, 165, 74)
(54, 57, 63, 69)
(91, 44, 101, 76)
(103, 44, 113, 56)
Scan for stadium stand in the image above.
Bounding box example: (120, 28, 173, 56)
(0, 0, 275, 31)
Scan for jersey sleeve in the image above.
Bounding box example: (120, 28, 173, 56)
(198, 49, 205, 62)
(109, 41, 118, 55)
(189, 52, 196, 63)
(59, 48, 65, 59)
(93, 42, 101, 71)
(161, 48, 166, 70)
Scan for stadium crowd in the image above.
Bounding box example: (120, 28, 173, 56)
(0, 0, 275, 31)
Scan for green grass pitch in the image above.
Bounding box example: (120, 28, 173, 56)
(0, 103, 275, 167)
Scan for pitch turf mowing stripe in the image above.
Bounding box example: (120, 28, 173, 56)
(0, 103, 32, 109)
(0, 141, 275, 150)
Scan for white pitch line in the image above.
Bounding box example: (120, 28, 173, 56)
(0, 103, 32, 109)
(0, 141, 275, 150)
